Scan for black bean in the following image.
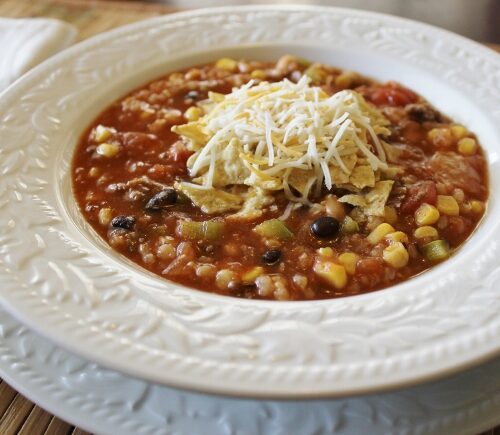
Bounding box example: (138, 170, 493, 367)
(310, 216, 340, 239)
(111, 215, 136, 230)
(228, 280, 243, 292)
(405, 103, 440, 123)
(145, 188, 177, 211)
(262, 249, 281, 265)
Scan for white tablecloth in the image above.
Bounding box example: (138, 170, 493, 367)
(0, 17, 77, 91)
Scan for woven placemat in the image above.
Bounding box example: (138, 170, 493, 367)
(0, 2, 176, 432)
(0, 0, 177, 40)
(0, 0, 499, 433)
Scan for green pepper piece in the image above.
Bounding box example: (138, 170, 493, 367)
(340, 216, 359, 235)
(421, 239, 450, 263)
(178, 220, 224, 241)
(254, 219, 293, 241)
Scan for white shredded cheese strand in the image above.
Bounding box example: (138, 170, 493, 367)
(277, 201, 300, 221)
(320, 160, 332, 190)
(186, 77, 389, 201)
(264, 111, 275, 166)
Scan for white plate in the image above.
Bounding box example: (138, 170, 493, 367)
(1, 306, 500, 435)
(0, 6, 499, 398)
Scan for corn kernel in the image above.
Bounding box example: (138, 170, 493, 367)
(98, 208, 112, 226)
(367, 223, 395, 245)
(436, 195, 460, 216)
(215, 57, 238, 71)
(414, 226, 438, 239)
(317, 247, 335, 257)
(241, 267, 264, 283)
(196, 264, 216, 279)
(215, 269, 237, 290)
(338, 252, 359, 275)
(450, 124, 468, 140)
(313, 261, 347, 289)
(88, 167, 99, 178)
(385, 231, 409, 244)
(383, 242, 409, 268)
(457, 137, 477, 156)
(93, 125, 113, 143)
(470, 200, 484, 213)
(157, 243, 176, 261)
(251, 69, 266, 79)
(384, 206, 398, 225)
(184, 106, 202, 122)
(415, 203, 440, 226)
(96, 143, 120, 158)
(427, 128, 453, 148)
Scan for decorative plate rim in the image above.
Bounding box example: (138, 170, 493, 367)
(0, 5, 499, 398)
(1, 306, 500, 435)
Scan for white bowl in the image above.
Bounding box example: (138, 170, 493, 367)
(0, 5, 499, 398)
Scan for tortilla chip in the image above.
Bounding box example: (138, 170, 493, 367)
(329, 166, 351, 185)
(381, 165, 404, 180)
(172, 122, 207, 149)
(338, 194, 367, 208)
(339, 180, 394, 216)
(208, 91, 225, 103)
(349, 165, 375, 189)
(329, 154, 357, 184)
(255, 178, 283, 190)
(176, 182, 243, 214)
(227, 188, 274, 221)
(288, 169, 315, 193)
(364, 180, 394, 216)
(382, 141, 403, 164)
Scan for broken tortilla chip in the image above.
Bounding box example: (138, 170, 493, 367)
(176, 182, 243, 214)
(349, 165, 375, 189)
(172, 122, 207, 149)
(227, 188, 274, 221)
(339, 180, 394, 216)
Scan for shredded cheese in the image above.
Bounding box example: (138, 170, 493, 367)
(175, 76, 390, 203)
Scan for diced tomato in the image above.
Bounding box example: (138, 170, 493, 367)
(402, 121, 426, 145)
(368, 82, 418, 107)
(356, 257, 385, 275)
(401, 181, 437, 214)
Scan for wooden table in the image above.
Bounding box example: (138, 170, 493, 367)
(0, 0, 499, 434)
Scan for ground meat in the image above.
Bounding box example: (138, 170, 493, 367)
(430, 152, 484, 196)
